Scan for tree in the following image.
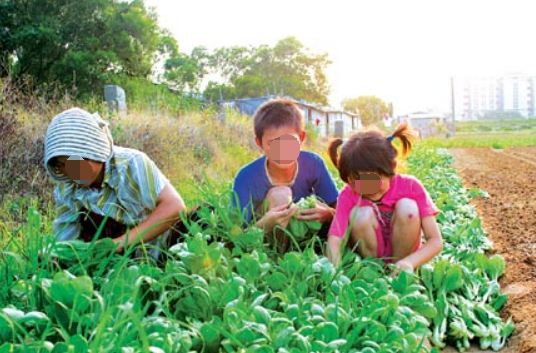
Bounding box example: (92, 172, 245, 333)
(1, 0, 165, 97)
(0, 1, 17, 77)
(163, 52, 204, 92)
(342, 96, 391, 126)
(201, 37, 332, 105)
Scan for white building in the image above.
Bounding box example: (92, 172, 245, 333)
(230, 95, 361, 137)
(500, 74, 531, 116)
(397, 112, 447, 138)
(453, 73, 536, 120)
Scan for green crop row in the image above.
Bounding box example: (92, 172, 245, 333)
(408, 147, 514, 351)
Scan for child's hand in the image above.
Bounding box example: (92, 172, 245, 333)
(112, 237, 126, 254)
(295, 200, 334, 223)
(263, 204, 300, 231)
(391, 260, 414, 276)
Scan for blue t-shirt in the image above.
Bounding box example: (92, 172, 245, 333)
(232, 151, 339, 223)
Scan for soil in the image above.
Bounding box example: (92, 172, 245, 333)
(441, 146, 536, 353)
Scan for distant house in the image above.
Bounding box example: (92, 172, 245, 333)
(326, 109, 361, 137)
(397, 112, 447, 138)
(228, 95, 361, 137)
(231, 97, 271, 116)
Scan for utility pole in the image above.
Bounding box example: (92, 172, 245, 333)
(451, 77, 456, 136)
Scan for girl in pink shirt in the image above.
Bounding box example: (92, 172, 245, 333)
(325, 120, 443, 274)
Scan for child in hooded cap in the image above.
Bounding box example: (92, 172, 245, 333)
(44, 107, 188, 261)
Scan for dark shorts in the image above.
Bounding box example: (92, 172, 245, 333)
(78, 206, 203, 261)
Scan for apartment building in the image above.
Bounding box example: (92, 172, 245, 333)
(452, 73, 535, 120)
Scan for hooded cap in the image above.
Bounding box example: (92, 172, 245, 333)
(44, 107, 114, 182)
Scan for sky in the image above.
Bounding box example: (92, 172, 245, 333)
(144, 0, 536, 115)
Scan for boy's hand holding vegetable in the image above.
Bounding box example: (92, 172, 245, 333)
(295, 199, 334, 223)
(257, 204, 300, 233)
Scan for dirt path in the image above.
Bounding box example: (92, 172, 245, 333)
(445, 146, 536, 353)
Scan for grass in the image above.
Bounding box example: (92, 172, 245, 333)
(422, 133, 536, 148)
(455, 117, 536, 134)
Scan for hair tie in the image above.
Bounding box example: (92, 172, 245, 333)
(387, 135, 394, 142)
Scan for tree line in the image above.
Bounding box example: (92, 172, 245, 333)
(0, 0, 389, 124)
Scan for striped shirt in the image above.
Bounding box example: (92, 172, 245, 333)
(52, 146, 170, 258)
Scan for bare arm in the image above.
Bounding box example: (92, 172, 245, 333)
(115, 184, 186, 250)
(326, 235, 343, 268)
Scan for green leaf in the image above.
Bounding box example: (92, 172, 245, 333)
(266, 272, 287, 291)
(200, 322, 220, 352)
(72, 276, 94, 297)
(314, 322, 339, 343)
(486, 255, 506, 281)
(357, 266, 382, 282)
(413, 301, 438, 319)
(289, 333, 311, 351)
(384, 326, 405, 344)
(391, 270, 412, 294)
(491, 293, 508, 311)
(253, 306, 271, 326)
(433, 260, 448, 289)
(289, 219, 307, 239)
(51, 343, 71, 353)
(419, 264, 434, 291)
(285, 304, 300, 320)
(306, 220, 322, 231)
(442, 264, 463, 292)
(326, 339, 346, 349)
(20, 311, 50, 329)
(68, 334, 88, 353)
(275, 327, 296, 348)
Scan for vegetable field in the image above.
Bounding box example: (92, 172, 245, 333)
(0, 145, 519, 353)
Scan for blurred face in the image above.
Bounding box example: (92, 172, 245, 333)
(351, 171, 391, 201)
(255, 126, 306, 170)
(51, 155, 104, 187)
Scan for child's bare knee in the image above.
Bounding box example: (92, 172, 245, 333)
(394, 198, 420, 222)
(351, 206, 376, 230)
(265, 186, 293, 207)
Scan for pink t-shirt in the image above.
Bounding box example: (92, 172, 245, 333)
(329, 174, 440, 238)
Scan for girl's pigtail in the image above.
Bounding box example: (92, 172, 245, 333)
(327, 138, 344, 168)
(388, 119, 419, 157)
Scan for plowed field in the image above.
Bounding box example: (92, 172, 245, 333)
(447, 146, 536, 353)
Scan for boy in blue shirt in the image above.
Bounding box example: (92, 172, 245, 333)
(232, 98, 339, 252)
